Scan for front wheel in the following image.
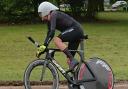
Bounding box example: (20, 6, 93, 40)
(24, 59, 59, 89)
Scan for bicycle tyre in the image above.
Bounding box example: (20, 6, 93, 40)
(24, 59, 59, 89)
(77, 57, 114, 89)
(89, 57, 115, 89)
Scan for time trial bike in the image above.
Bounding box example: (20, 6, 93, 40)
(24, 35, 114, 89)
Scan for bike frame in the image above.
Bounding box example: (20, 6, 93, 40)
(43, 41, 96, 85)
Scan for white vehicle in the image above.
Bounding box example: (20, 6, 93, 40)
(60, 4, 70, 8)
(111, 1, 127, 11)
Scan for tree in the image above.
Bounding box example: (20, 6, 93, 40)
(31, 0, 45, 16)
(58, 0, 100, 21)
(0, 0, 109, 23)
(31, 0, 58, 16)
(86, 0, 97, 21)
(97, 0, 104, 11)
(68, 0, 86, 16)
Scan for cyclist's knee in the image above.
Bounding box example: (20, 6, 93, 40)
(53, 37, 62, 44)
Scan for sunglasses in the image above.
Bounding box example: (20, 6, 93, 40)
(38, 12, 42, 17)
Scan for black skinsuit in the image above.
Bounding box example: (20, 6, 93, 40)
(44, 10, 84, 56)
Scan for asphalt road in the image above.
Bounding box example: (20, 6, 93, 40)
(0, 84, 128, 89)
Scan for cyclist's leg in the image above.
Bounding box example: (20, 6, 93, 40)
(68, 41, 80, 57)
(54, 28, 78, 60)
(65, 41, 80, 68)
(53, 37, 74, 60)
(57, 27, 83, 57)
(54, 27, 83, 68)
(54, 37, 78, 69)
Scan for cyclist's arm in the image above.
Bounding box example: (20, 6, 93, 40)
(44, 11, 57, 46)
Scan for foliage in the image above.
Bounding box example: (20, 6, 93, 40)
(1, 0, 125, 23)
(0, 0, 37, 23)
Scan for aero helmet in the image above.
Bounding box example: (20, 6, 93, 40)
(38, 1, 59, 17)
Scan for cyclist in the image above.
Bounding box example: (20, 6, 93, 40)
(37, 1, 84, 69)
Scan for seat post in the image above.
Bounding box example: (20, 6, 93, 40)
(79, 35, 88, 61)
(80, 39, 85, 60)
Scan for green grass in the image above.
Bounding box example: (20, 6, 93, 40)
(0, 12, 128, 81)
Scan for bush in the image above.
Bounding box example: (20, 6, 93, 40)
(0, 0, 40, 24)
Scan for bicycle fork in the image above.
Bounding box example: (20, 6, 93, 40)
(40, 60, 48, 81)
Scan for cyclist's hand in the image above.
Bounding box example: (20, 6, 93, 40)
(36, 45, 46, 58)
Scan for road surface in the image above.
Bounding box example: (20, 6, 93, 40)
(0, 83, 128, 89)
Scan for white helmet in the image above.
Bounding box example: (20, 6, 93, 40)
(38, 1, 59, 17)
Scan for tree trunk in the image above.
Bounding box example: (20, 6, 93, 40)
(86, 0, 97, 21)
(98, 0, 104, 11)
